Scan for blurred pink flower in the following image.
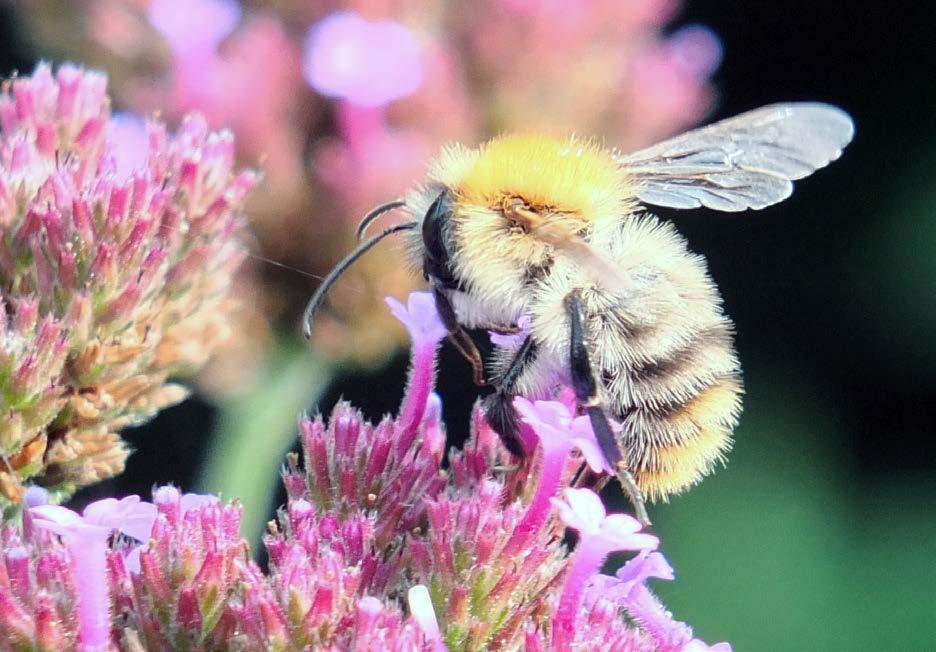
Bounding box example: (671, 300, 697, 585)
(147, 0, 241, 54)
(303, 10, 423, 107)
(105, 110, 148, 179)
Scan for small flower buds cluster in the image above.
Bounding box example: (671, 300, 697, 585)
(0, 63, 254, 507)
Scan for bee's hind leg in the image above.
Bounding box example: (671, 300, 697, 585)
(565, 290, 651, 527)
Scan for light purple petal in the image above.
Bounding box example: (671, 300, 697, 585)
(569, 416, 613, 473)
(615, 550, 675, 587)
(513, 397, 575, 448)
(303, 11, 423, 107)
(82, 495, 157, 541)
(683, 641, 732, 652)
(666, 25, 723, 81)
(30, 504, 85, 531)
(386, 292, 447, 346)
(106, 112, 149, 180)
(489, 314, 531, 348)
(23, 485, 50, 508)
(124, 545, 143, 575)
(551, 487, 606, 535)
(148, 0, 241, 53)
(599, 514, 659, 551)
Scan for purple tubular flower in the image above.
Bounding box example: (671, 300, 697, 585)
(551, 488, 659, 651)
(30, 496, 157, 649)
(386, 292, 448, 448)
(303, 10, 423, 107)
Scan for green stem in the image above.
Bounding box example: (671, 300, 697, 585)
(197, 338, 331, 547)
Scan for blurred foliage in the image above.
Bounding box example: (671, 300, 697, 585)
(652, 365, 936, 650)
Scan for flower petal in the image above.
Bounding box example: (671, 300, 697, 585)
(386, 292, 447, 346)
(551, 488, 606, 535)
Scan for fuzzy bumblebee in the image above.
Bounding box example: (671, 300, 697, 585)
(304, 103, 854, 523)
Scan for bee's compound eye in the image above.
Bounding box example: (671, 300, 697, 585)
(421, 190, 459, 288)
(422, 190, 452, 264)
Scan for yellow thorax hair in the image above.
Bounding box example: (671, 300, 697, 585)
(429, 134, 633, 222)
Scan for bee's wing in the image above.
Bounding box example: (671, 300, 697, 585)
(617, 102, 854, 212)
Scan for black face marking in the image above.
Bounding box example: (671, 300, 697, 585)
(421, 190, 460, 289)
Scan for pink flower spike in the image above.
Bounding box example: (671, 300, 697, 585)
(407, 584, 445, 650)
(303, 11, 423, 107)
(389, 293, 447, 445)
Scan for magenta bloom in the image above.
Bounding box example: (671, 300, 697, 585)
(303, 10, 423, 107)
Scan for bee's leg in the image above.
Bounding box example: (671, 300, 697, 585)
(431, 285, 487, 387)
(482, 336, 538, 457)
(565, 290, 651, 527)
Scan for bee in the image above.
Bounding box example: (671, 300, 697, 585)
(303, 103, 854, 524)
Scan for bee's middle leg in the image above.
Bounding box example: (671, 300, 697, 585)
(565, 290, 651, 526)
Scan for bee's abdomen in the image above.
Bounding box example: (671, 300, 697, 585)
(604, 319, 743, 501)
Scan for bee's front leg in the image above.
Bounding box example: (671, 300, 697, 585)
(565, 290, 651, 527)
(430, 284, 487, 386)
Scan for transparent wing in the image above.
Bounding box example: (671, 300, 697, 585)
(617, 102, 855, 212)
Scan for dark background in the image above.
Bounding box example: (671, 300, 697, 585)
(4, 1, 935, 649)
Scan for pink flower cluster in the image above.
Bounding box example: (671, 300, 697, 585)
(1, 291, 731, 650)
(0, 63, 252, 506)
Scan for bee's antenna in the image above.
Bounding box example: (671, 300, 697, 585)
(302, 221, 418, 339)
(356, 199, 407, 240)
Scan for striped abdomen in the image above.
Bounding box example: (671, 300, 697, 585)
(590, 216, 743, 501)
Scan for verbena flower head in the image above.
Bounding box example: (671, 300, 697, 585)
(0, 292, 730, 650)
(0, 62, 254, 508)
